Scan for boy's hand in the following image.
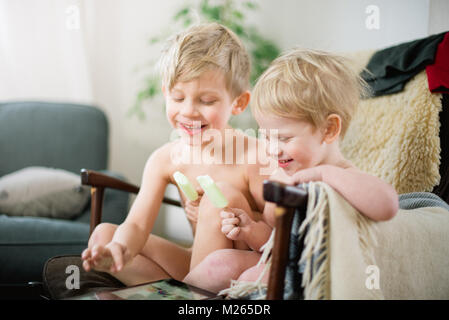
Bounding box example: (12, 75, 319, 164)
(184, 189, 204, 223)
(290, 165, 327, 184)
(81, 241, 132, 273)
(220, 208, 254, 241)
(269, 168, 294, 185)
(269, 166, 328, 186)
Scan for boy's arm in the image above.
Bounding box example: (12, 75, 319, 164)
(243, 202, 277, 252)
(221, 208, 272, 252)
(110, 147, 171, 258)
(293, 165, 399, 221)
(241, 216, 273, 252)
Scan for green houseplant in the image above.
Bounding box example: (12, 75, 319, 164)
(130, 0, 280, 123)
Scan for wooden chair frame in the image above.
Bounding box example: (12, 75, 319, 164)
(81, 169, 308, 300)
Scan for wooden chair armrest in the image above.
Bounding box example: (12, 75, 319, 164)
(80, 169, 182, 236)
(263, 180, 308, 300)
(81, 169, 140, 193)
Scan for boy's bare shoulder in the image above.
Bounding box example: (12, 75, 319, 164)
(144, 140, 179, 173)
(147, 141, 169, 160)
(338, 159, 357, 171)
(340, 162, 373, 178)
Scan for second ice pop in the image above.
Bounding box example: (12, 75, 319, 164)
(196, 175, 229, 208)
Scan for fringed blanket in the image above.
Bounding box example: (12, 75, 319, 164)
(221, 182, 449, 300)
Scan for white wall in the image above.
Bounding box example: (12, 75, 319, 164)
(83, 0, 186, 185)
(0, 0, 440, 244)
(82, 0, 194, 244)
(0, 0, 93, 103)
(254, 0, 430, 52)
(428, 0, 449, 35)
(86, 0, 433, 187)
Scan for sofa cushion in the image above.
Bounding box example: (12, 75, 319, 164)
(0, 214, 89, 283)
(0, 167, 90, 219)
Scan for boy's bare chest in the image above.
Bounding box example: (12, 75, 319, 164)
(173, 163, 247, 192)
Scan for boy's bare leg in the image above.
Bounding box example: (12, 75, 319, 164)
(84, 223, 191, 286)
(189, 182, 255, 270)
(110, 254, 169, 286)
(184, 249, 261, 293)
(237, 263, 269, 283)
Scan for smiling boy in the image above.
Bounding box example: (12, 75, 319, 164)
(81, 23, 269, 285)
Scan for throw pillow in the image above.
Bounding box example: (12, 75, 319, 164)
(0, 167, 90, 219)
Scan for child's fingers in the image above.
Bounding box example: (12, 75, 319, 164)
(224, 208, 253, 227)
(89, 245, 115, 271)
(94, 256, 114, 272)
(185, 206, 198, 222)
(185, 205, 196, 215)
(270, 168, 294, 185)
(82, 259, 92, 272)
(221, 224, 235, 235)
(81, 248, 91, 260)
(221, 217, 239, 226)
(227, 227, 241, 240)
(91, 244, 105, 260)
(186, 199, 199, 207)
(229, 208, 249, 217)
(186, 211, 198, 222)
(220, 210, 235, 219)
(108, 243, 124, 272)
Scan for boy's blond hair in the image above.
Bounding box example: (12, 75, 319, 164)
(252, 48, 367, 138)
(159, 22, 250, 98)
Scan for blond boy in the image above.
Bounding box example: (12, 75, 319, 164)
(184, 48, 399, 293)
(81, 23, 270, 286)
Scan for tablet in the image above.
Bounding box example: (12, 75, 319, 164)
(68, 278, 221, 300)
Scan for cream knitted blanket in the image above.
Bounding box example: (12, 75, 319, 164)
(221, 182, 449, 300)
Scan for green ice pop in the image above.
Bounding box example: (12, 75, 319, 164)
(173, 171, 198, 201)
(196, 175, 229, 208)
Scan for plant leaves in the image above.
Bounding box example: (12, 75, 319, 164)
(132, 0, 280, 119)
(174, 7, 190, 21)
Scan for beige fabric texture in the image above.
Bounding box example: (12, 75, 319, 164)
(222, 182, 449, 300)
(313, 182, 449, 299)
(314, 182, 449, 299)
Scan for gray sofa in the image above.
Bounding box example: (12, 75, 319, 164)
(0, 101, 130, 284)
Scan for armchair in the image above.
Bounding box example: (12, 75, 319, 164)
(0, 101, 130, 286)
